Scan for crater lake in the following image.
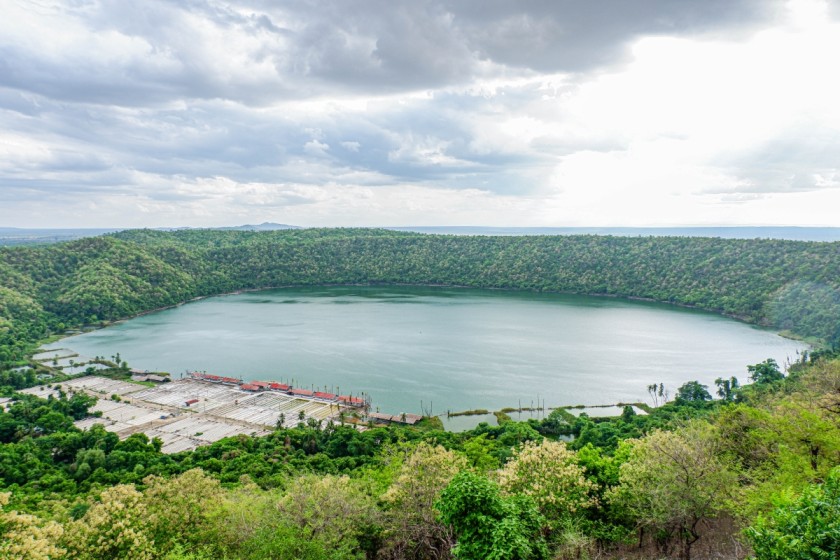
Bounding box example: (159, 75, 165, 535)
(54, 286, 807, 421)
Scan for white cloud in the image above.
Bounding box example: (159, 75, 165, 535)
(303, 139, 330, 156)
(0, 0, 837, 227)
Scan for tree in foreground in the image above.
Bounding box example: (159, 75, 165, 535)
(437, 471, 548, 560)
(746, 466, 840, 560)
(380, 442, 467, 560)
(62, 484, 155, 560)
(208, 473, 379, 560)
(497, 439, 596, 530)
(608, 422, 737, 560)
(143, 468, 224, 555)
(0, 492, 64, 560)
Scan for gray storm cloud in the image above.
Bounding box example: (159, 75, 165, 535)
(0, 0, 836, 227)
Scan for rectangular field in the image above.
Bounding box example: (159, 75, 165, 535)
(46, 375, 348, 453)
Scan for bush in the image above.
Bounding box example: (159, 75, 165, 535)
(746, 467, 840, 560)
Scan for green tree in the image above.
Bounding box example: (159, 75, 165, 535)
(63, 484, 155, 560)
(714, 376, 739, 401)
(497, 439, 596, 530)
(462, 433, 501, 472)
(208, 474, 378, 560)
(0, 492, 65, 560)
(380, 442, 467, 560)
(608, 422, 737, 560)
(746, 467, 840, 560)
(143, 468, 224, 554)
(275, 474, 380, 560)
(675, 381, 712, 403)
(748, 359, 784, 384)
(437, 471, 548, 560)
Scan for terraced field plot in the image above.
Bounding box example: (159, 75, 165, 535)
(22, 376, 345, 454)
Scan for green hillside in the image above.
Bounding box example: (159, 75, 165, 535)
(1, 229, 838, 367)
(1, 229, 839, 559)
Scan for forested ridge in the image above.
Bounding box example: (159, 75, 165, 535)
(1, 229, 839, 559)
(1, 228, 839, 366)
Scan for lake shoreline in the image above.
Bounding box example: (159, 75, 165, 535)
(44, 285, 807, 417)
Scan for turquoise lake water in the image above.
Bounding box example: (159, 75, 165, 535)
(56, 286, 807, 418)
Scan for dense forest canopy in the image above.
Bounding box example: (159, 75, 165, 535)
(1, 229, 839, 559)
(0, 229, 839, 368)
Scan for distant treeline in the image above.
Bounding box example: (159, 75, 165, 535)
(1, 228, 839, 365)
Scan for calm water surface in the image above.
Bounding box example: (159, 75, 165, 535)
(57, 286, 807, 416)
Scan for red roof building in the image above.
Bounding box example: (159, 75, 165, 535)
(251, 381, 271, 388)
(241, 384, 261, 392)
(338, 395, 364, 407)
(269, 382, 290, 391)
(184, 398, 199, 406)
(221, 377, 240, 385)
(313, 391, 337, 401)
(291, 388, 314, 397)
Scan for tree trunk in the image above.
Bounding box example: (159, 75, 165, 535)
(682, 526, 700, 560)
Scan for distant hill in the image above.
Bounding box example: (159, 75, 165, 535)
(0, 228, 121, 246)
(217, 222, 301, 231)
(387, 226, 840, 242)
(0, 224, 301, 245)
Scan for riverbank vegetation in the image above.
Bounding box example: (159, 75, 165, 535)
(1, 229, 839, 558)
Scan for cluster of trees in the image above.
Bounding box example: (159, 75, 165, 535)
(1, 229, 839, 373)
(1, 229, 839, 558)
(0, 355, 838, 559)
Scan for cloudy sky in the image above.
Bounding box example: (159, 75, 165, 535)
(1, 0, 839, 228)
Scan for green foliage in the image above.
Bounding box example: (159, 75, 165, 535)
(535, 408, 574, 436)
(766, 280, 840, 343)
(563, 396, 720, 454)
(1, 229, 839, 373)
(675, 380, 713, 403)
(1, 229, 840, 558)
(236, 523, 342, 560)
(748, 359, 785, 385)
(714, 376, 739, 401)
(143, 469, 225, 555)
(608, 422, 738, 559)
(746, 467, 840, 560)
(437, 471, 549, 560)
(0, 356, 837, 559)
(497, 439, 596, 529)
(380, 442, 467, 560)
(62, 484, 155, 560)
(206, 473, 379, 560)
(0, 491, 65, 559)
